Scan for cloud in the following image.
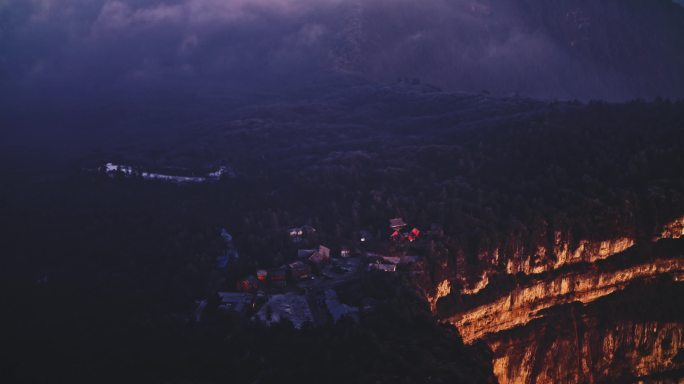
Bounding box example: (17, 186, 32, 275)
(1, 0, 683, 102)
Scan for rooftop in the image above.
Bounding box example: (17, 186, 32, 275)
(389, 218, 407, 229)
(253, 293, 314, 329)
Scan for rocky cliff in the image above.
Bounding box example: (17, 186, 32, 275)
(447, 257, 683, 344)
(427, 216, 684, 304)
(487, 280, 684, 383)
(427, 216, 684, 383)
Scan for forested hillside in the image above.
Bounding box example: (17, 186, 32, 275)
(3, 82, 684, 382)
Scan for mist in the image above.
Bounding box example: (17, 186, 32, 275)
(1, 0, 684, 114)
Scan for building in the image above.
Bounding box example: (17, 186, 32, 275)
(368, 263, 397, 273)
(370, 255, 421, 271)
(297, 249, 316, 259)
(309, 245, 331, 264)
(391, 227, 421, 242)
(256, 269, 268, 282)
(389, 217, 407, 230)
(269, 268, 287, 288)
(253, 293, 314, 329)
(217, 292, 254, 313)
(407, 228, 421, 242)
(340, 247, 351, 258)
(288, 261, 312, 281)
(333, 257, 360, 274)
(289, 225, 317, 242)
(237, 275, 259, 292)
(381, 256, 401, 265)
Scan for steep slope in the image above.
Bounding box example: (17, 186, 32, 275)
(449, 256, 683, 344)
(488, 279, 684, 383)
(437, 229, 684, 383)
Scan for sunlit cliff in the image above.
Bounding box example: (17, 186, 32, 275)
(427, 216, 684, 383)
(447, 257, 683, 344)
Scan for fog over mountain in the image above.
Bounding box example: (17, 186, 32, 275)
(2, 0, 684, 106)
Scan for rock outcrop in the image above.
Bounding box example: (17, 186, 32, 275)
(432, 216, 684, 302)
(447, 257, 684, 344)
(487, 283, 684, 384)
(428, 216, 684, 384)
(656, 217, 684, 241)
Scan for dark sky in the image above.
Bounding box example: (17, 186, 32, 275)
(1, 0, 684, 104)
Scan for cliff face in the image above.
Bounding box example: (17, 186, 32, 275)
(447, 257, 684, 344)
(454, 236, 637, 295)
(428, 216, 684, 299)
(429, 216, 684, 383)
(494, 236, 635, 276)
(489, 315, 683, 384)
(433, 217, 684, 300)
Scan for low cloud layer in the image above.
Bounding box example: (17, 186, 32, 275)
(2, 0, 684, 103)
(2, 0, 343, 89)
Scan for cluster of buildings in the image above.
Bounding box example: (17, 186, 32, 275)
(204, 218, 423, 328)
(288, 225, 317, 243)
(389, 217, 421, 242)
(234, 244, 333, 292)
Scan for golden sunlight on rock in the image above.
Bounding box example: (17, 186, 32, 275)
(448, 258, 684, 344)
(429, 279, 452, 312)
